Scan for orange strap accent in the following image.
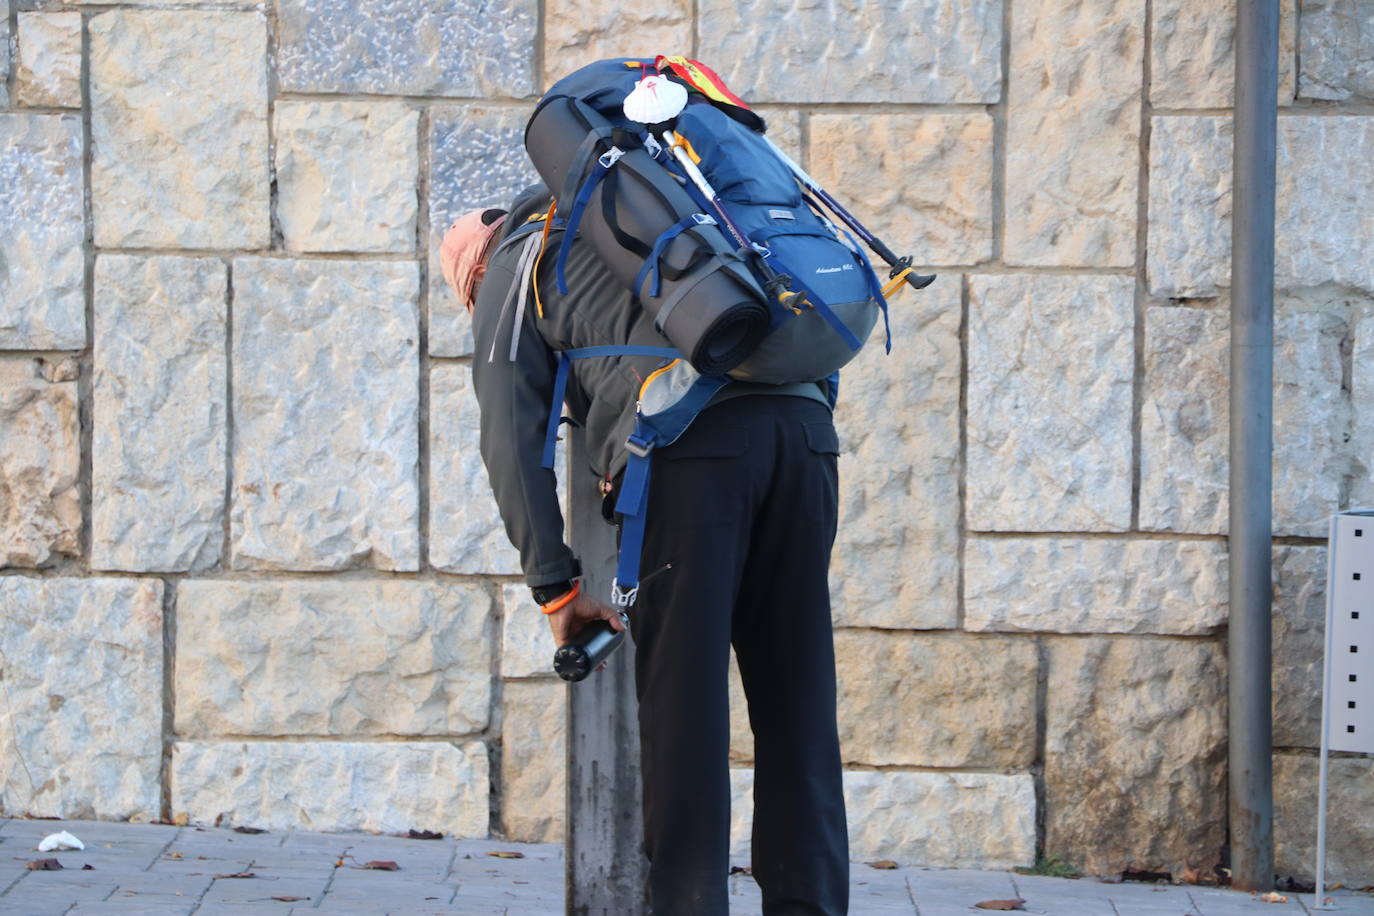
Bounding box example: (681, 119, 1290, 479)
(534, 200, 556, 319)
(881, 267, 914, 299)
(671, 132, 702, 165)
(540, 579, 581, 615)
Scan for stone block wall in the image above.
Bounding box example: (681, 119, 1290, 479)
(1, 0, 1371, 882)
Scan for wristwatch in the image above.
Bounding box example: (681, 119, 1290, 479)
(531, 581, 575, 606)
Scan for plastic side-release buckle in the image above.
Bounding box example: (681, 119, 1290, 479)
(598, 146, 625, 169)
(624, 431, 654, 458)
(611, 579, 639, 608)
(692, 213, 717, 226)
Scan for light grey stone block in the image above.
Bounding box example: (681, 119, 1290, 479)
(1353, 313, 1374, 510)
(276, 0, 536, 97)
(0, 577, 164, 820)
(1045, 637, 1227, 877)
(1140, 305, 1352, 537)
(1150, 0, 1297, 107)
(0, 356, 80, 568)
(542, 0, 690, 87)
(92, 256, 227, 573)
(697, 0, 1002, 103)
(730, 769, 1035, 868)
(1004, 0, 1143, 267)
(428, 105, 539, 357)
(90, 10, 269, 249)
(0, 113, 85, 350)
(275, 101, 419, 254)
(1272, 545, 1327, 749)
(0, 2, 10, 107)
(501, 583, 555, 679)
(835, 631, 1038, 768)
(15, 11, 82, 109)
(1275, 753, 1374, 886)
(1149, 115, 1374, 297)
(171, 741, 489, 837)
(1299, 0, 1374, 101)
(175, 579, 494, 737)
(967, 274, 1134, 532)
(831, 277, 961, 629)
(810, 112, 994, 266)
(1147, 116, 1232, 299)
(500, 680, 565, 843)
(964, 537, 1229, 634)
(429, 364, 522, 575)
(231, 258, 420, 571)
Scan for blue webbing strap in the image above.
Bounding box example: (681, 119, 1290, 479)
(633, 214, 712, 300)
(767, 255, 863, 351)
(540, 345, 681, 470)
(541, 354, 573, 470)
(612, 451, 652, 606)
(840, 227, 892, 353)
(555, 147, 624, 294)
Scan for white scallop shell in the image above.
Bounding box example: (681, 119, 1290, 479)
(623, 75, 688, 125)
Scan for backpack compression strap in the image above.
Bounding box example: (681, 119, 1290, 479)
(540, 345, 681, 470)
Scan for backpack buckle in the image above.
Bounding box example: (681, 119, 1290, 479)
(598, 146, 625, 169)
(624, 432, 654, 458)
(692, 213, 717, 226)
(611, 578, 639, 608)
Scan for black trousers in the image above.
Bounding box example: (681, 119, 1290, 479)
(626, 395, 849, 915)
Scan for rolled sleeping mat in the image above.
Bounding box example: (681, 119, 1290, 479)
(525, 95, 771, 377)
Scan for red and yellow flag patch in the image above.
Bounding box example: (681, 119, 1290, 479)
(654, 56, 751, 110)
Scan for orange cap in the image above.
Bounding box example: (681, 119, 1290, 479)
(440, 208, 507, 312)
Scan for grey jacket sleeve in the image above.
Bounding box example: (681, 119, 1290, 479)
(469, 244, 579, 588)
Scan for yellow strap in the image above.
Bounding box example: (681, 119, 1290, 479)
(671, 132, 702, 165)
(881, 267, 914, 299)
(533, 200, 556, 319)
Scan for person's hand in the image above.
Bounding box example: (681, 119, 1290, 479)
(546, 588, 627, 648)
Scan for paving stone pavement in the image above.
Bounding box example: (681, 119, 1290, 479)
(1, 818, 1371, 915)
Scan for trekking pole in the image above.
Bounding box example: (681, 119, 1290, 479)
(623, 76, 803, 307)
(761, 136, 937, 292)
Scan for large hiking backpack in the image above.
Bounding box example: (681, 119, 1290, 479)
(517, 57, 923, 607)
(524, 57, 892, 385)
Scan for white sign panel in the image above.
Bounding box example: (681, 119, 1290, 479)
(1326, 511, 1374, 754)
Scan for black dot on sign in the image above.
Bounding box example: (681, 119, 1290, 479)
(1356, 612, 1362, 619)
(1350, 701, 1358, 709)
(1349, 725, 1357, 734)
(1355, 646, 1361, 653)
(1357, 573, 1364, 581)
(1357, 529, 1365, 536)
(1352, 674, 1359, 682)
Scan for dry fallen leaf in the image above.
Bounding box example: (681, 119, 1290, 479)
(974, 898, 1026, 911)
(212, 871, 256, 879)
(486, 851, 525, 859)
(272, 896, 309, 902)
(232, 826, 266, 835)
(1259, 892, 1289, 904)
(361, 860, 400, 871)
(167, 852, 184, 859)
(408, 829, 444, 840)
(26, 858, 63, 871)
(729, 865, 752, 876)
(1179, 861, 1201, 885)
(81, 864, 94, 870)
(867, 860, 899, 870)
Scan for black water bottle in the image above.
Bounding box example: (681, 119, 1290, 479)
(553, 620, 626, 682)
